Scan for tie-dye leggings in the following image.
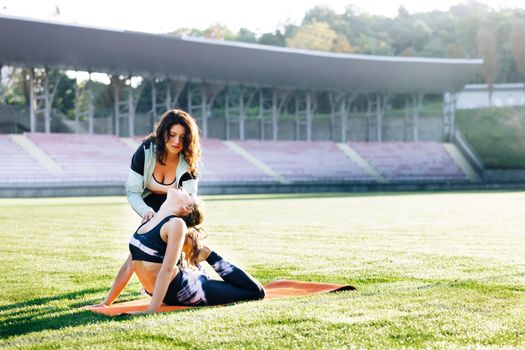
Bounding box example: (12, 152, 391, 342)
(163, 251, 265, 306)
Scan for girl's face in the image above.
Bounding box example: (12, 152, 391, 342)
(167, 188, 195, 217)
(168, 187, 193, 206)
(165, 124, 186, 155)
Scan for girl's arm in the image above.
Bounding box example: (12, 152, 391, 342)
(144, 218, 187, 313)
(100, 254, 134, 306)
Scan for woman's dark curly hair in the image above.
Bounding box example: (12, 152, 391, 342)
(146, 109, 201, 176)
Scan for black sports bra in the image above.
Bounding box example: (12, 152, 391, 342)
(128, 215, 177, 263)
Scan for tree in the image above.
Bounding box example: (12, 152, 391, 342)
(476, 27, 500, 103)
(203, 23, 235, 41)
(332, 34, 355, 53)
(510, 20, 525, 81)
(258, 30, 286, 47)
(236, 28, 257, 43)
(400, 47, 417, 56)
(286, 22, 337, 51)
(447, 43, 465, 58)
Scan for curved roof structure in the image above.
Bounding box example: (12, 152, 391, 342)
(0, 15, 482, 93)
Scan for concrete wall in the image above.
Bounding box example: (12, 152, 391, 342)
(457, 83, 525, 110)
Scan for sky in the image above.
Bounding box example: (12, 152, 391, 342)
(1, 0, 525, 34)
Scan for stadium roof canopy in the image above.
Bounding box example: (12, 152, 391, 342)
(0, 15, 482, 94)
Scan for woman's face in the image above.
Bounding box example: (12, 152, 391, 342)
(165, 124, 186, 155)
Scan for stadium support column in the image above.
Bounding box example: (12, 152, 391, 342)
(224, 87, 235, 140)
(43, 68, 61, 134)
(406, 92, 424, 141)
(188, 83, 223, 138)
(259, 88, 276, 140)
(151, 79, 186, 127)
(271, 90, 279, 141)
(259, 88, 289, 141)
(28, 68, 62, 133)
(240, 86, 258, 140)
(74, 73, 81, 133)
(374, 93, 389, 142)
(443, 92, 457, 142)
(87, 74, 94, 134)
(225, 85, 257, 140)
(29, 69, 36, 132)
(113, 75, 143, 137)
(151, 80, 157, 127)
(0, 64, 2, 103)
(295, 91, 317, 141)
(329, 92, 357, 142)
(74, 71, 95, 134)
(375, 94, 382, 142)
(259, 89, 270, 140)
(306, 91, 313, 141)
(113, 80, 120, 136)
(127, 76, 136, 138)
(43, 70, 51, 133)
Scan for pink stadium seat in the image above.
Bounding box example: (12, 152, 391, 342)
(349, 142, 466, 181)
(0, 135, 56, 184)
(200, 139, 275, 183)
(234, 140, 371, 182)
(25, 133, 133, 182)
(1, 134, 467, 186)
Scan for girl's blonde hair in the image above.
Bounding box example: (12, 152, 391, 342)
(180, 227, 207, 267)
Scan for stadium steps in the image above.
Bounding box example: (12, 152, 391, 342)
(349, 142, 468, 181)
(120, 137, 141, 151)
(442, 143, 481, 182)
(200, 138, 276, 184)
(9, 134, 65, 175)
(233, 140, 372, 183)
(223, 141, 291, 185)
(336, 143, 387, 183)
(25, 133, 133, 182)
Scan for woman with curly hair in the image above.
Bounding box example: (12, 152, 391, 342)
(126, 109, 201, 222)
(94, 188, 265, 314)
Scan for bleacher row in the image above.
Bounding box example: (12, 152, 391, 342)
(0, 133, 468, 186)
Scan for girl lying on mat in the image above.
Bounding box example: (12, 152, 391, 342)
(92, 188, 265, 314)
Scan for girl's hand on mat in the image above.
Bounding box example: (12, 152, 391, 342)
(142, 210, 155, 223)
(84, 303, 108, 309)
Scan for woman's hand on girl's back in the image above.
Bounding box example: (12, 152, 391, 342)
(142, 210, 156, 223)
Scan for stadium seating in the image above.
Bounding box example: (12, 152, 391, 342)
(200, 139, 275, 183)
(25, 133, 133, 182)
(0, 134, 469, 187)
(349, 141, 467, 181)
(0, 135, 58, 183)
(234, 140, 371, 182)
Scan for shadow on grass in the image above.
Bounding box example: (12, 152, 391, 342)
(0, 287, 153, 339)
(0, 287, 109, 313)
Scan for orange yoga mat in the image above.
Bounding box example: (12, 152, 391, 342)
(86, 279, 355, 316)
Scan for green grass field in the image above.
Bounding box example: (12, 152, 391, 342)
(1, 192, 524, 349)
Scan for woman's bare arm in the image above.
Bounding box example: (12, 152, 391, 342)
(144, 218, 186, 313)
(99, 254, 134, 306)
